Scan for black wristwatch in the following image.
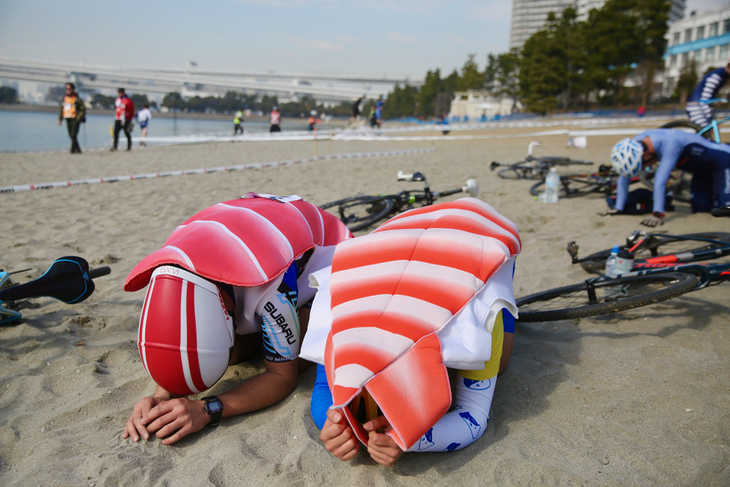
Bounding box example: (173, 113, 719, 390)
(203, 396, 223, 427)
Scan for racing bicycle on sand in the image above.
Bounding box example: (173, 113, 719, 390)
(319, 171, 479, 232)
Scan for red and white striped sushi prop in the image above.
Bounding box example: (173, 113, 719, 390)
(301, 198, 521, 451)
(125, 194, 352, 396)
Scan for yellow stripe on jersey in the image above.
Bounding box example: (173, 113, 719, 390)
(458, 309, 504, 381)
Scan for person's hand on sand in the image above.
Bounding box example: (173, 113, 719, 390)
(141, 397, 212, 445)
(123, 395, 167, 442)
(320, 409, 360, 461)
(364, 416, 403, 467)
(598, 208, 620, 216)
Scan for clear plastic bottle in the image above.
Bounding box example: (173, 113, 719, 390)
(605, 245, 620, 278)
(545, 167, 560, 203)
(615, 250, 634, 276)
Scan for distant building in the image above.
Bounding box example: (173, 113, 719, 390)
(510, 0, 687, 51)
(663, 7, 730, 97)
(449, 91, 515, 120)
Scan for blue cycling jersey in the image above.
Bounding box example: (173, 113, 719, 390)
(688, 68, 729, 103)
(614, 129, 730, 213)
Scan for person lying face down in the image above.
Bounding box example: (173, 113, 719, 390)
(300, 197, 521, 466)
(122, 194, 351, 445)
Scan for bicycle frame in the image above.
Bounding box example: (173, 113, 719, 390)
(695, 98, 729, 143)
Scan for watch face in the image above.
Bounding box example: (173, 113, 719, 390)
(207, 400, 222, 413)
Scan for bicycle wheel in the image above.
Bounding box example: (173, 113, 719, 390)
(516, 272, 699, 322)
(639, 169, 691, 203)
(578, 232, 730, 273)
(660, 120, 712, 140)
(530, 175, 608, 198)
(498, 161, 546, 180)
(337, 196, 396, 232)
(319, 195, 370, 210)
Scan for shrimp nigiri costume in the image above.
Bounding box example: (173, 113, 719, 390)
(301, 198, 521, 452)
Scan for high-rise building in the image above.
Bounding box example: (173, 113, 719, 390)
(510, 0, 687, 51)
(663, 7, 730, 97)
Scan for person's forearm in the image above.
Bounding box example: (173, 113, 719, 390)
(218, 367, 298, 418)
(614, 176, 630, 211)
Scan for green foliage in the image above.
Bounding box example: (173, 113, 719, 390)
(383, 84, 418, 119)
(130, 93, 149, 108)
(91, 93, 115, 109)
(417, 69, 443, 117)
(0, 86, 19, 104)
(162, 92, 185, 110)
(457, 54, 484, 91)
(675, 59, 698, 104)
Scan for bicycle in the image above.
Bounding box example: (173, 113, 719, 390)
(515, 222, 730, 322)
(490, 141, 593, 180)
(567, 230, 730, 274)
(660, 97, 728, 142)
(528, 165, 621, 199)
(1, 256, 111, 325)
(319, 171, 479, 232)
(639, 168, 691, 203)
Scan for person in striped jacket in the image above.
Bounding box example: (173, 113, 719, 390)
(686, 63, 730, 127)
(122, 194, 351, 445)
(301, 198, 521, 466)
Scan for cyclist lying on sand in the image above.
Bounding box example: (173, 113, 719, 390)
(299, 198, 520, 466)
(602, 129, 730, 227)
(122, 194, 350, 445)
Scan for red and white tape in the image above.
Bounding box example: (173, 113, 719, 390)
(0, 147, 435, 194)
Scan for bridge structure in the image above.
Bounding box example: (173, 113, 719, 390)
(0, 58, 420, 103)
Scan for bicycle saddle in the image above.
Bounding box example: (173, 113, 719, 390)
(0, 256, 95, 304)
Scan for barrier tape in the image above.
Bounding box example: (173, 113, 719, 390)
(0, 147, 435, 194)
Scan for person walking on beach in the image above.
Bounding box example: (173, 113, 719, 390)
(58, 82, 85, 154)
(122, 193, 351, 445)
(302, 198, 520, 466)
(112, 88, 134, 151)
(136, 104, 152, 147)
(351, 95, 365, 122)
(233, 109, 244, 135)
(308, 110, 318, 131)
(374, 96, 385, 128)
(269, 106, 281, 132)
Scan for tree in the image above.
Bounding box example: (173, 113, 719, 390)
(130, 93, 149, 108)
(519, 13, 570, 115)
(675, 59, 698, 104)
(457, 54, 484, 91)
(486, 50, 521, 112)
(91, 93, 115, 109)
(0, 86, 19, 104)
(162, 92, 185, 111)
(417, 69, 443, 118)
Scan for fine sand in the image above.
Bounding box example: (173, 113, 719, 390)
(0, 124, 728, 486)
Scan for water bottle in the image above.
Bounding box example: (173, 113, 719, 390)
(544, 167, 560, 203)
(615, 250, 634, 276)
(605, 245, 620, 278)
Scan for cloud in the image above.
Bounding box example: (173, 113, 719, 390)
(290, 37, 345, 51)
(386, 32, 417, 44)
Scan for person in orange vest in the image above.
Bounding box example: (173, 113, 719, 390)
(270, 105, 281, 132)
(58, 83, 86, 154)
(308, 110, 319, 131)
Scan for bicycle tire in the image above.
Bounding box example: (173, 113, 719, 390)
(639, 169, 691, 203)
(337, 196, 397, 232)
(660, 120, 712, 140)
(530, 175, 608, 198)
(516, 272, 699, 322)
(578, 232, 730, 273)
(319, 195, 371, 210)
(497, 161, 546, 180)
(89, 267, 111, 279)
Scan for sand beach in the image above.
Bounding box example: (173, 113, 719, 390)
(0, 121, 728, 486)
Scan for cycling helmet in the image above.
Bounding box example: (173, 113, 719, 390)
(611, 138, 643, 178)
(310, 110, 317, 116)
(138, 265, 234, 396)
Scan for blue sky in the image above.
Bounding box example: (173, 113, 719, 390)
(0, 0, 724, 80)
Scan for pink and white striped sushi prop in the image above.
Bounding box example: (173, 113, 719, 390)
(125, 193, 352, 396)
(301, 197, 521, 451)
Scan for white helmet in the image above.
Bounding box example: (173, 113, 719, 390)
(611, 138, 643, 178)
(310, 110, 317, 116)
(137, 266, 234, 396)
